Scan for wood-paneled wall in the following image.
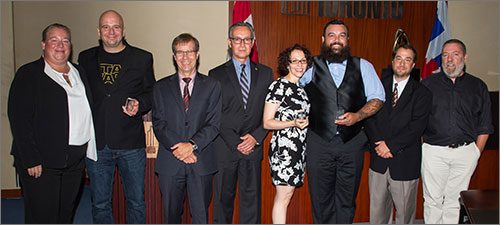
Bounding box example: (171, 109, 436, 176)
(250, 1, 436, 81)
(108, 1, 499, 224)
(249, 1, 437, 223)
(111, 149, 498, 223)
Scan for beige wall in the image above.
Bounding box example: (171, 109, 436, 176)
(1, 1, 16, 189)
(12, 1, 229, 77)
(449, 1, 499, 91)
(2, 1, 228, 190)
(1, 1, 499, 190)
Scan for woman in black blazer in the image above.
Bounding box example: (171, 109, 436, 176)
(8, 23, 96, 223)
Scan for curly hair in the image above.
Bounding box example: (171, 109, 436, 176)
(277, 44, 313, 77)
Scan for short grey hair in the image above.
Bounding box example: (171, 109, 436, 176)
(228, 22, 255, 39)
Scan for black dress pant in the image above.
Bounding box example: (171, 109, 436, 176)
(16, 144, 86, 224)
(213, 158, 261, 224)
(158, 165, 214, 224)
(306, 131, 367, 224)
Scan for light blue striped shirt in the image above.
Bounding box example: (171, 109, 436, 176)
(232, 58, 252, 85)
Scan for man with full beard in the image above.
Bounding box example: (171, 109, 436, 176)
(300, 19, 385, 223)
(420, 39, 493, 224)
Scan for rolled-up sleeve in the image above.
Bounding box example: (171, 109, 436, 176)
(477, 82, 494, 135)
(360, 59, 385, 102)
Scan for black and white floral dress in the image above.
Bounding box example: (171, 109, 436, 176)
(265, 77, 310, 186)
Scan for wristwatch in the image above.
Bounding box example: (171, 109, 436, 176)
(189, 140, 198, 151)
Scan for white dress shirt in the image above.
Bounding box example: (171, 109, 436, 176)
(393, 75, 410, 99)
(44, 61, 97, 161)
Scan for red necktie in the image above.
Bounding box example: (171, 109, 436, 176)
(182, 78, 192, 111)
(392, 83, 398, 107)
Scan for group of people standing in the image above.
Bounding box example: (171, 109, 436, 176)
(8, 9, 492, 225)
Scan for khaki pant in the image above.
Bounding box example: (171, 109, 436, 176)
(421, 143, 480, 224)
(369, 168, 418, 224)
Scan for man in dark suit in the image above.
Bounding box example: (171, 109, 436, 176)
(153, 33, 221, 223)
(8, 23, 96, 223)
(77, 10, 155, 224)
(209, 22, 273, 224)
(365, 44, 432, 224)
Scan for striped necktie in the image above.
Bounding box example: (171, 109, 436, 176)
(392, 82, 398, 107)
(182, 78, 191, 111)
(239, 64, 250, 109)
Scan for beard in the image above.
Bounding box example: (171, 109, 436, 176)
(393, 65, 412, 79)
(394, 69, 410, 79)
(443, 61, 465, 78)
(320, 42, 351, 63)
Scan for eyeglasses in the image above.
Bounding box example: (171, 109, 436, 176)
(175, 50, 197, 57)
(393, 56, 413, 64)
(289, 59, 307, 65)
(230, 37, 253, 44)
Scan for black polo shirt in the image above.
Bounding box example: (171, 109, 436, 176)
(421, 71, 493, 146)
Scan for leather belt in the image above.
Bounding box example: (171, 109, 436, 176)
(448, 141, 472, 149)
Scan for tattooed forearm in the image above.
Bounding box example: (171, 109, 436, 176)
(357, 99, 383, 121)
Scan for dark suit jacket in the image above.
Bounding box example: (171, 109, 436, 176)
(153, 73, 222, 176)
(364, 74, 432, 180)
(208, 60, 273, 162)
(77, 43, 156, 150)
(8, 58, 93, 169)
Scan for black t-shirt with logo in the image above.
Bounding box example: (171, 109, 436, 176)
(98, 46, 127, 93)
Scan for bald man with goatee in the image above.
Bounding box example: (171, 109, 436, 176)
(78, 10, 156, 223)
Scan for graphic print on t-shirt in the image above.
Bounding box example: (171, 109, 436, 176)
(100, 63, 122, 85)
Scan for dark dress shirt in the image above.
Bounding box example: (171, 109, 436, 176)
(421, 71, 494, 146)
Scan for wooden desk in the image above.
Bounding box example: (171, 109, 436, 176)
(460, 190, 499, 224)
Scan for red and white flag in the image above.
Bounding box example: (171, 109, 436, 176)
(232, 1, 259, 63)
(421, 1, 451, 79)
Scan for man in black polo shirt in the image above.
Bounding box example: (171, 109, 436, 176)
(421, 39, 493, 224)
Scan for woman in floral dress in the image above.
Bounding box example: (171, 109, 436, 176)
(263, 44, 312, 224)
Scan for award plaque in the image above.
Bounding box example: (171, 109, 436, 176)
(393, 28, 410, 51)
